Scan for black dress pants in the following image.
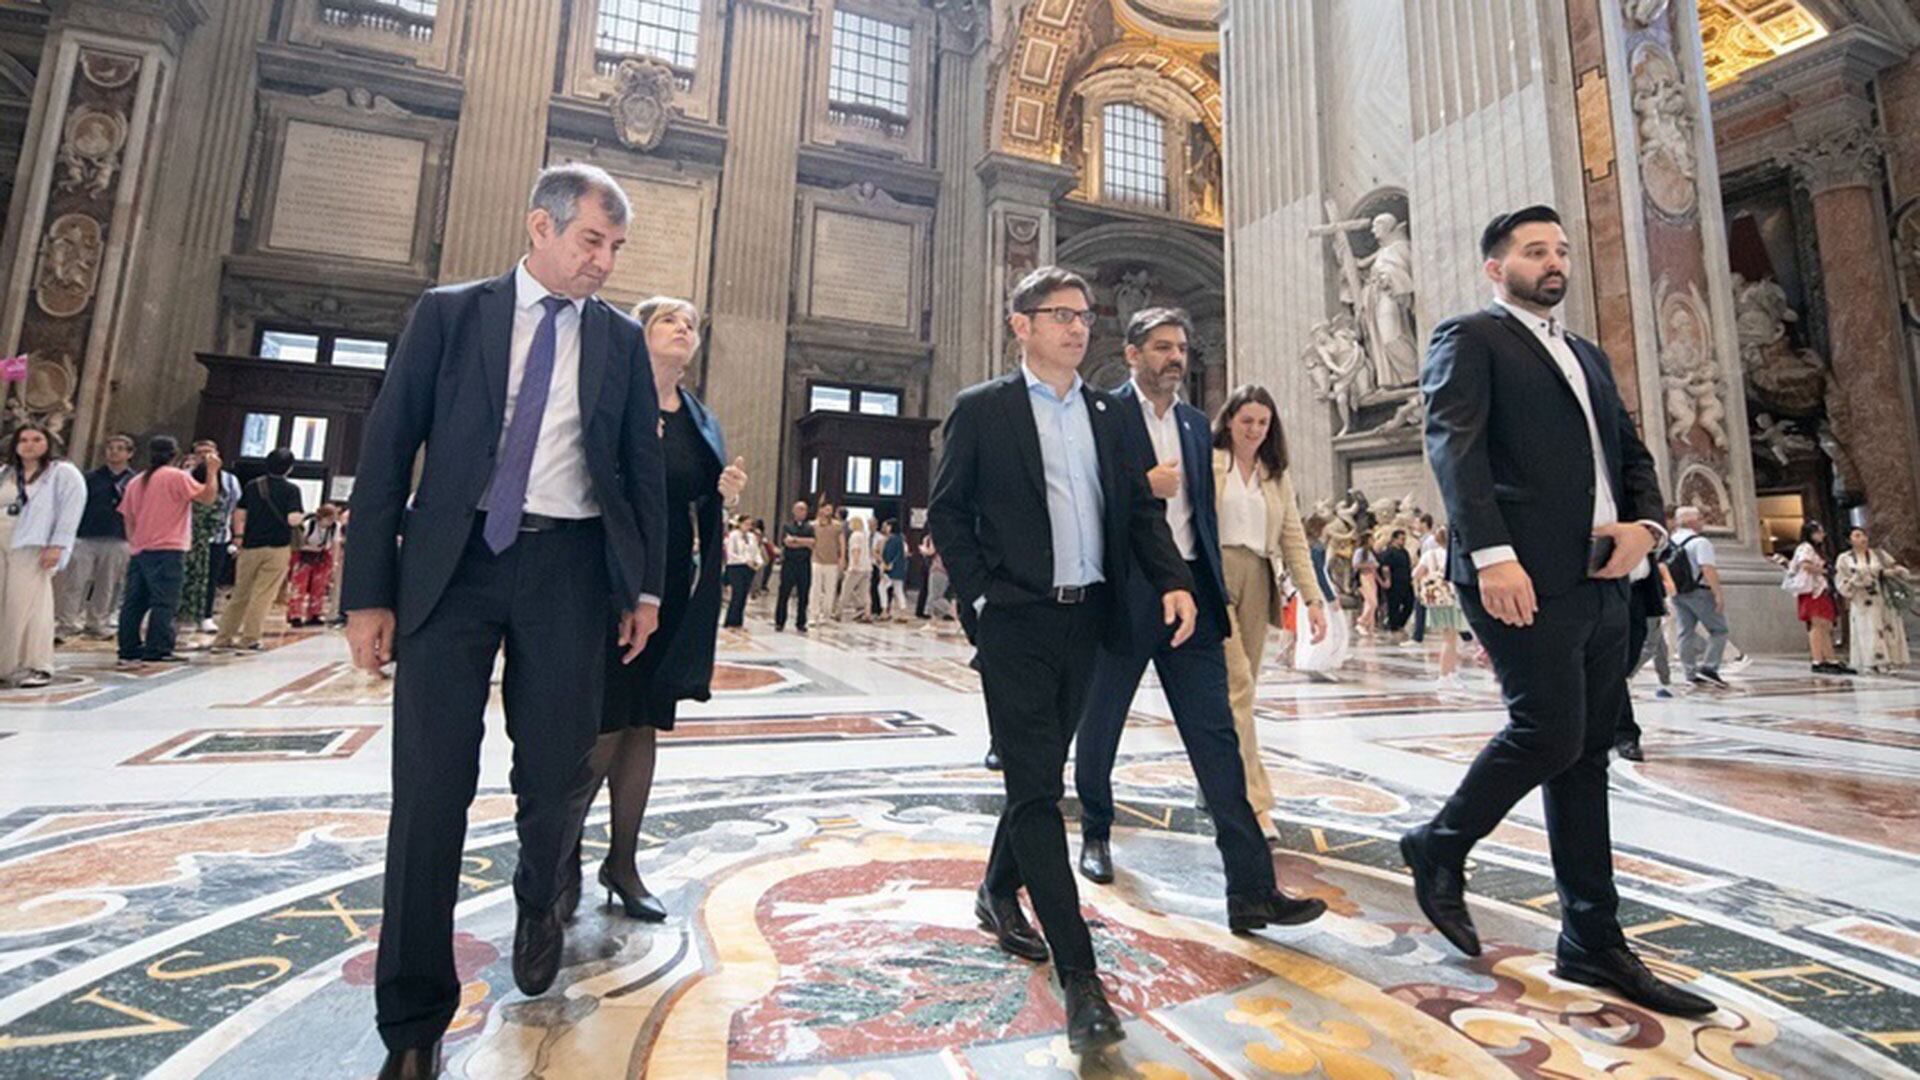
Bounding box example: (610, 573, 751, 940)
(1074, 566, 1273, 900)
(977, 591, 1109, 974)
(774, 559, 809, 630)
(375, 520, 611, 1051)
(1426, 579, 1632, 952)
(723, 564, 754, 627)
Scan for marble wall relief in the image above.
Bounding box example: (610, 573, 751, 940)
(33, 214, 104, 319)
(1631, 43, 1698, 220)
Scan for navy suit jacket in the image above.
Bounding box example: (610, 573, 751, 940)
(1109, 382, 1232, 640)
(1421, 304, 1662, 598)
(344, 270, 669, 636)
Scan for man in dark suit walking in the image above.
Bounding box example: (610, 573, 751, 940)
(345, 163, 668, 1079)
(1073, 306, 1325, 932)
(929, 267, 1196, 1054)
(1403, 205, 1715, 1017)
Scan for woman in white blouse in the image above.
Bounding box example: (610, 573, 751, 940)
(1836, 525, 1911, 673)
(839, 515, 874, 623)
(1211, 386, 1326, 839)
(1, 422, 87, 687)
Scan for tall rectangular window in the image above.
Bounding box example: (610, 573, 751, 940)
(598, 0, 702, 69)
(240, 414, 281, 459)
(829, 10, 913, 117)
(1102, 103, 1168, 210)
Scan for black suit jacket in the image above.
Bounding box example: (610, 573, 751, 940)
(1108, 382, 1232, 637)
(1422, 304, 1662, 598)
(928, 369, 1194, 654)
(344, 270, 668, 636)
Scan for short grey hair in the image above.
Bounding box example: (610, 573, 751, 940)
(528, 163, 631, 234)
(1674, 505, 1703, 528)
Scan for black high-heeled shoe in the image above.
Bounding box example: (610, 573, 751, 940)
(598, 862, 667, 922)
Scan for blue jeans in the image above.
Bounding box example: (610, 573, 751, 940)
(119, 550, 185, 660)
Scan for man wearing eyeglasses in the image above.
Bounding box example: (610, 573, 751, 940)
(929, 265, 1197, 1055)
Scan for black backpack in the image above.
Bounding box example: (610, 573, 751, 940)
(1663, 533, 1707, 595)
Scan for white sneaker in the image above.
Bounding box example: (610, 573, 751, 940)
(198, 619, 217, 633)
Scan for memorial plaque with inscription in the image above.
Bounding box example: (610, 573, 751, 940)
(810, 209, 915, 328)
(268, 121, 426, 264)
(1348, 454, 1434, 505)
(602, 176, 707, 305)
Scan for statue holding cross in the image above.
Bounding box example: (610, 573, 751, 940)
(1309, 201, 1420, 390)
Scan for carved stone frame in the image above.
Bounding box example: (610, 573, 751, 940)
(793, 182, 933, 339)
(1073, 67, 1208, 221)
(805, 0, 937, 165)
(564, 0, 725, 127)
(548, 136, 720, 315)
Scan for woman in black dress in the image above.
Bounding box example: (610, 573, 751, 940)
(572, 295, 747, 919)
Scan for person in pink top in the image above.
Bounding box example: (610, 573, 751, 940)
(116, 435, 219, 665)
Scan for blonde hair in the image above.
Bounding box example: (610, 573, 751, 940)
(632, 295, 700, 333)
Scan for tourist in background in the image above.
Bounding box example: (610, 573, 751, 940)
(569, 294, 745, 924)
(922, 532, 954, 623)
(211, 448, 303, 652)
(1351, 531, 1380, 637)
(1411, 525, 1466, 690)
(723, 515, 759, 629)
(116, 435, 220, 666)
(807, 499, 845, 624)
(1664, 505, 1729, 689)
(198, 440, 242, 632)
(1786, 521, 1852, 674)
(55, 433, 133, 640)
(1836, 525, 1912, 674)
(287, 503, 341, 626)
(176, 441, 227, 639)
(1210, 383, 1326, 839)
(752, 518, 774, 596)
(773, 500, 813, 632)
(1295, 514, 1351, 674)
(1410, 512, 1437, 644)
(1380, 528, 1417, 641)
(878, 519, 910, 617)
(839, 515, 873, 622)
(1, 422, 85, 687)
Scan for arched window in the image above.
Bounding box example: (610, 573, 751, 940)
(597, 0, 703, 72)
(1102, 103, 1168, 210)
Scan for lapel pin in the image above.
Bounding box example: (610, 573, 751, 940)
(1095, 400, 1107, 412)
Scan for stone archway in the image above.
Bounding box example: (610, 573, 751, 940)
(1058, 220, 1226, 409)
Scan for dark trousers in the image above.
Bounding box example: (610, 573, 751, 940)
(723, 564, 754, 627)
(117, 550, 184, 660)
(375, 521, 611, 1051)
(1386, 588, 1416, 633)
(1615, 611, 1651, 743)
(1412, 601, 1427, 642)
(1425, 580, 1631, 952)
(977, 591, 1109, 974)
(203, 542, 231, 620)
(774, 559, 809, 630)
(1075, 566, 1273, 900)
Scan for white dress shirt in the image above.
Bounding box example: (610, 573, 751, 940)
(1217, 457, 1268, 554)
(1474, 298, 1653, 579)
(492, 261, 599, 519)
(1130, 380, 1197, 560)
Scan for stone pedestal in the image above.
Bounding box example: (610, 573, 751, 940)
(702, 0, 812, 525)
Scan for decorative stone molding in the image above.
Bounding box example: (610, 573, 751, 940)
(609, 58, 677, 152)
(1777, 123, 1888, 193)
(306, 86, 413, 119)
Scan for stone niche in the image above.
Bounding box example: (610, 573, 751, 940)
(550, 139, 719, 316)
(793, 182, 933, 338)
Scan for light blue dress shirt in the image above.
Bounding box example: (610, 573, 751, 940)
(1023, 362, 1105, 588)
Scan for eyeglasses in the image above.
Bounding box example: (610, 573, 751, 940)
(1022, 306, 1097, 328)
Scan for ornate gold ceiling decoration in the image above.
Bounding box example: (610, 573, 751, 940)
(1698, 0, 1828, 89)
(1076, 40, 1221, 148)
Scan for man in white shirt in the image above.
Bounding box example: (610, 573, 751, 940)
(1666, 505, 1730, 687)
(1404, 205, 1714, 1019)
(345, 163, 668, 1080)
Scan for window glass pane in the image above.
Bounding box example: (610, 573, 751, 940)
(828, 9, 912, 117)
(290, 478, 327, 515)
(260, 331, 321, 363)
(810, 385, 854, 413)
(877, 458, 903, 496)
(857, 390, 901, 416)
(332, 337, 390, 370)
(845, 455, 873, 495)
(597, 0, 701, 69)
(290, 416, 330, 461)
(809, 456, 819, 493)
(1102, 102, 1169, 210)
(240, 414, 281, 458)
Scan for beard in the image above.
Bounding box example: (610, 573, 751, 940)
(1509, 270, 1567, 308)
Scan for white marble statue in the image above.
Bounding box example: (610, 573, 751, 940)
(1355, 213, 1419, 389)
(1752, 412, 1816, 465)
(1303, 315, 1371, 436)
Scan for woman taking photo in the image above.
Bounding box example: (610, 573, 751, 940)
(116, 435, 220, 666)
(0, 423, 86, 687)
(569, 296, 747, 920)
(1211, 385, 1326, 840)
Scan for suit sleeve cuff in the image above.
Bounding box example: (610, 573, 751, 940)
(1471, 545, 1518, 570)
(1635, 520, 1669, 550)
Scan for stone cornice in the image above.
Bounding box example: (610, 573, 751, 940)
(1776, 121, 1889, 193)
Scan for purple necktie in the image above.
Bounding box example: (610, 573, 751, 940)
(483, 294, 570, 553)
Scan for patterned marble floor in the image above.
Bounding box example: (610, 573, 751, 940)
(2, 609, 1919, 1079)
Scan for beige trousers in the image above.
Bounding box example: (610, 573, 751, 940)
(1220, 545, 1276, 825)
(0, 517, 57, 677)
(215, 545, 290, 645)
(809, 564, 842, 623)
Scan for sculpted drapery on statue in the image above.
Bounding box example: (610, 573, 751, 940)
(1308, 203, 1419, 395)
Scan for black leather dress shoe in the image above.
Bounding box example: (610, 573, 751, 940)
(512, 902, 565, 996)
(975, 886, 1049, 961)
(1554, 939, 1717, 1017)
(1400, 828, 1480, 957)
(983, 744, 1001, 771)
(1227, 891, 1328, 932)
(377, 1040, 441, 1080)
(1060, 971, 1126, 1053)
(1078, 837, 1114, 884)
(1614, 737, 1644, 762)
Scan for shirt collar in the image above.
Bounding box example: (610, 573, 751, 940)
(1022, 360, 1083, 403)
(515, 260, 586, 316)
(1129, 378, 1179, 421)
(1494, 296, 1560, 340)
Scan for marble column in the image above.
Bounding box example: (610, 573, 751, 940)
(109, 0, 271, 445)
(926, 6, 991, 428)
(702, 0, 811, 526)
(0, 0, 204, 454)
(1784, 125, 1920, 563)
(435, 0, 562, 283)
(975, 153, 1074, 379)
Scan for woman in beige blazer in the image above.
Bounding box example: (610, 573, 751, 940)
(1211, 385, 1327, 839)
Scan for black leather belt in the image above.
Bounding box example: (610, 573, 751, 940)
(1049, 584, 1102, 605)
(474, 511, 596, 534)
